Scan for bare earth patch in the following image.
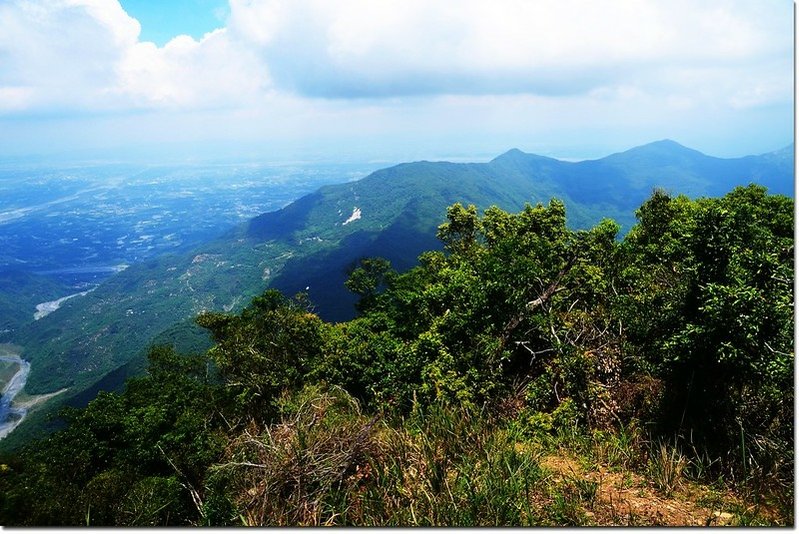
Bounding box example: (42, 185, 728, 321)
(539, 453, 775, 526)
(13, 388, 69, 410)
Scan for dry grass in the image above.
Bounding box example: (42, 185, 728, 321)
(209, 386, 790, 527)
(648, 441, 687, 497)
(213, 387, 550, 526)
(539, 450, 781, 526)
(215, 386, 385, 526)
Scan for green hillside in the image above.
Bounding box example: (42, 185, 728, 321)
(0, 271, 72, 341)
(2, 141, 793, 448)
(0, 185, 792, 526)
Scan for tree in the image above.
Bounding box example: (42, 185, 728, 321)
(618, 185, 793, 475)
(196, 290, 325, 422)
(345, 257, 395, 313)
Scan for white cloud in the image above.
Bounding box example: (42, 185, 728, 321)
(0, 0, 791, 112)
(116, 29, 270, 108)
(0, 0, 792, 161)
(226, 0, 792, 100)
(226, 0, 284, 46)
(0, 0, 269, 112)
(0, 0, 137, 112)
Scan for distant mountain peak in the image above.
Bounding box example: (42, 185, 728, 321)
(605, 139, 708, 162)
(492, 148, 526, 161)
(631, 139, 698, 153)
(646, 138, 686, 148)
(490, 148, 559, 164)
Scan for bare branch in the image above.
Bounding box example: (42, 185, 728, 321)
(764, 342, 793, 358)
(157, 444, 206, 521)
(493, 256, 577, 361)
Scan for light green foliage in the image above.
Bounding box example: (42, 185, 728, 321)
(345, 257, 395, 312)
(648, 441, 687, 497)
(437, 203, 481, 256)
(0, 186, 792, 526)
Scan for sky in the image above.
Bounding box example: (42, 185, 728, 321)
(0, 0, 794, 163)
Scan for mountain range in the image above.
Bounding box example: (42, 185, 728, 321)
(2, 139, 793, 448)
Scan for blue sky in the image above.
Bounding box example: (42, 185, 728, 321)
(0, 0, 793, 163)
(118, 0, 228, 46)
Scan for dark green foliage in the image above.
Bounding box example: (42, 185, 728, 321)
(0, 185, 792, 525)
(196, 290, 326, 422)
(11, 143, 793, 444)
(311, 314, 407, 404)
(0, 346, 224, 526)
(617, 185, 793, 480)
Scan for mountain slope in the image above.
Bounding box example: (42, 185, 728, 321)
(253, 140, 794, 320)
(0, 270, 72, 341)
(3, 140, 793, 447)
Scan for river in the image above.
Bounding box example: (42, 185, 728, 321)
(34, 287, 96, 321)
(0, 355, 31, 439)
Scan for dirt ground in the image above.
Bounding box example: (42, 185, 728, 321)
(539, 453, 780, 526)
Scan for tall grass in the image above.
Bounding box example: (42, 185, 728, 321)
(207, 386, 791, 526)
(647, 440, 687, 497)
(377, 402, 545, 526)
(587, 422, 647, 471)
(212, 385, 549, 526)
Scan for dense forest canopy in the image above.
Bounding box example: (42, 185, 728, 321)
(0, 184, 792, 526)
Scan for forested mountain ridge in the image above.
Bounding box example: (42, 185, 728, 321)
(2, 141, 792, 449)
(248, 139, 793, 320)
(0, 184, 792, 526)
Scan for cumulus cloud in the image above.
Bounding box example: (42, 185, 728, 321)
(0, 0, 791, 114)
(227, 0, 792, 101)
(0, 0, 792, 161)
(0, 0, 138, 112)
(0, 0, 268, 113)
(116, 29, 270, 108)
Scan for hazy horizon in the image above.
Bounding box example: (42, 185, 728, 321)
(1, 137, 793, 170)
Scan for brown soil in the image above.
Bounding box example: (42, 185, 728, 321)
(539, 453, 770, 526)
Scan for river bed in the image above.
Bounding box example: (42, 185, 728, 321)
(34, 287, 96, 320)
(0, 354, 31, 439)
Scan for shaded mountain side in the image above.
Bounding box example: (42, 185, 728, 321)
(3, 140, 793, 450)
(270, 202, 445, 322)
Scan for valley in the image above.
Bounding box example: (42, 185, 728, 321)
(0, 161, 379, 279)
(0, 141, 792, 450)
(34, 288, 98, 321)
(0, 161, 380, 340)
(0, 160, 381, 445)
(0, 142, 792, 527)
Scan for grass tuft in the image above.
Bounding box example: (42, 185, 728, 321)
(648, 441, 687, 497)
